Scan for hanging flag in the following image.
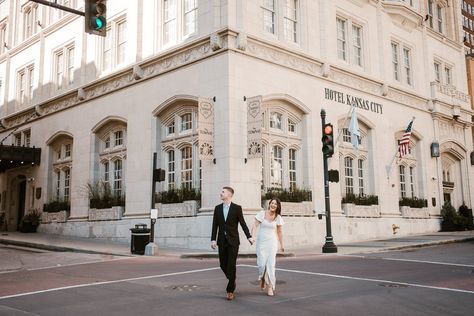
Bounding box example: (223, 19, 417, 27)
(198, 97, 215, 161)
(348, 108, 360, 150)
(398, 119, 414, 159)
(247, 96, 263, 159)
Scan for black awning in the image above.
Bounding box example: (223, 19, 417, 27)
(0, 144, 41, 172)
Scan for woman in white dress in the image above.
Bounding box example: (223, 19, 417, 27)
(250, 198, 284, 296)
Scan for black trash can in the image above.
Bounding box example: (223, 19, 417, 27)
(130, 223, 151, 255)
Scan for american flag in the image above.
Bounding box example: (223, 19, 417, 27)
(398, 119, 414, 158)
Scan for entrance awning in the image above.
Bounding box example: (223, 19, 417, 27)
(0, 144, 41, 172)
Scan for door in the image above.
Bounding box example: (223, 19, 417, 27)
(17, 180, 26, 230)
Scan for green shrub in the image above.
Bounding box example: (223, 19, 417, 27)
(341, 193, 379, 205)
(399, 197, 428, 208)
(441, 202, 468, 231)
(86, 181, 125, 209)
(21, 208, 42, 226)
(43, 200, 70, 213)
(262, 187, 312, 202)
(156, 187, 201, 204)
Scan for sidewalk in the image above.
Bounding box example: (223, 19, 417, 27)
(1, 230, 474, 258)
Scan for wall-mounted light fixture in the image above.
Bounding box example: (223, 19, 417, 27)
(430, 141, 440, 158)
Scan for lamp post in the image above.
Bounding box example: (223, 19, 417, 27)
(321, 109, 337, 253)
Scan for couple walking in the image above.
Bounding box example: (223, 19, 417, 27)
(210, 186, 284, 300)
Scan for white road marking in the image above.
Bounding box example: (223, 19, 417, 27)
(26, 256, 134, 271)
(0, 267, 221, 300)
(239, 264, 474, 295)
(340, 254, 474, 268)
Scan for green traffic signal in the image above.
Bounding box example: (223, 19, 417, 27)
(94, 16, 106, 30)
(85, 0, 107, 36)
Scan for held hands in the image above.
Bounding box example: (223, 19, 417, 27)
(211, 241, 217, 250)
(248, 237, 255, 245)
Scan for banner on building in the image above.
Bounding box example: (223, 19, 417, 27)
(247, 96, 263, 159)
(198, 97, 215, 161)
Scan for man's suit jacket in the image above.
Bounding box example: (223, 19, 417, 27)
(211, 202, 252, 246)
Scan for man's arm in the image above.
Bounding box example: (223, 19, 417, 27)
(211, 206, 218, 249)
(237, 205, 252, 240)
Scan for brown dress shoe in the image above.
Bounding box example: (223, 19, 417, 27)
(226, 292, 235, 301)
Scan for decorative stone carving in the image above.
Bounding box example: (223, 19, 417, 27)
(77, 88, 86, 101)
(133, 65, 144, 80)
(262, 200, 314, 216)
(155, 200, 199, 217)
(342, 203, 381, 218)
(41, 211, 68, 223)
(210, 32, 222, 51)
(236, 32, 247, 51)
(381, 83, 389, 96)
(321, 63, 331, 78)
(88, 206, 124, 221)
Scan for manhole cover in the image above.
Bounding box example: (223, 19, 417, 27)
(165, 284, 202, 292)
(378, 283, 408, 288)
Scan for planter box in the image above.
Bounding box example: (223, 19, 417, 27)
(400, 206, 429, 218)
(41, 211, 69, 223)
(20, 222, 38, 233)
(154, 200, 199, 217)
(262, 200, 314, 216)
(342, 203, 381, 217)
(88, 206, 124, 221)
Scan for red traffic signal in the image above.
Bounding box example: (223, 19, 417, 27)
(322, 123, 334, 157)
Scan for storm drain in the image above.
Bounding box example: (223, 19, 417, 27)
(378, 283, 408, 288)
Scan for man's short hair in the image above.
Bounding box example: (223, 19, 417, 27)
(223, 186, 234, 195)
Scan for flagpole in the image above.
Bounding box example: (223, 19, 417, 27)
(385, 116, 416, 179)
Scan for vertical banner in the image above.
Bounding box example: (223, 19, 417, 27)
(198, 97, 215, 161)
(247, 95, 263, 159)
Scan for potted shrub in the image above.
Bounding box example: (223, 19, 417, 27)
(86, 180, 125, 221)
(20, 208, 42, 233)
(261, 187, 313, 216)
(155, 186, 201, 217)
(441, 202, 468, 231)
(42, 200, 71, 223)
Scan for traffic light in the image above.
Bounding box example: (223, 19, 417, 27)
(85, 0, 107, 37)
(322, 123, 334, 157)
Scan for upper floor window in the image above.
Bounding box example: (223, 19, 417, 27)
(283, 0, 298, 43)
(444, 66, 452, 85)
(54, 45, 75, 90)
(180, 113, 193, 131)
(391, 41, 412, 86)
(262, 0, 276, 34)
(427, 0, 445, 34)
(434, 61, 441, 82)
(270, 112, 282, 130)
(162, 0, 198, 47)
(0, 23, 7, 55)
(23, 4, 38, 40)
(337, 16, 364, 67)
(434, 59, 454, 85)
(12, 129, 31, 147)
(17, 65, 34, 106)
(102, 18, 127, 72)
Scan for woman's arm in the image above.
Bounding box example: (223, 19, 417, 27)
(250, 219, 261, 238)
(277, 225, 284, 252)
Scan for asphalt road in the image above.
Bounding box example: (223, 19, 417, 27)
(0, 242, 473, 316)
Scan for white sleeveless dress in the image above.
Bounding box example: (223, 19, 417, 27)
(255, 210, 284, 290)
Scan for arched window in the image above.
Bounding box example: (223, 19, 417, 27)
(396, 131, 419, 200)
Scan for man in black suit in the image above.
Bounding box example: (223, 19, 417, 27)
(211, 186, 253, 301)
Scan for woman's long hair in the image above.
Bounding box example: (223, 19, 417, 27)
(268, 198, 282, 217)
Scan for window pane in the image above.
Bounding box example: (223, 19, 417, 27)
(181, 147, 193, 189)
(117, 21, 127, 64)
(168, 150, 175, 190)
(271, 146, 283, 187)
(344, 157, 353, 195)
(337, 18, 346, 61)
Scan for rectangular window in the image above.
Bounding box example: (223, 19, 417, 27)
(23, 130, 31, 147)
(409, 166, 415, 198)
(168, 122, 175, 135)
(270, 112, 282, 129)
(168, 150, 175, 190)
(23, 6, 37, 40)
(18, 71, 25, 104)
(434, 62, 441, 82)
(103, 28, 112, 71)
(358, 159, 364, 196)
(271, 146, 283, 188)
(181, 147, 193, 189)
(437, 5, 443, 33)
(67, 47, 74, 85)
(184, 0, 197, 36)
(289, 148, 297, 190)
(427, 0, 434, 28)
(64, 169, 70, 202)
(0, 25, 6, 55)
(262, 0, 276, 34)
(288, 119, 296, 133)
(114, 160, 123, 196)
(117, 20, 127, 65)
(352, 24, 362, 66)
(180, 113, 192, 131)
(399, 165, 406, 198)
(444, 66, 452, 85)
(104, 162, 110, 183)
(392, 42, 400, 81)
(56, 171, 61, 200)
(344, 157, 354, 195)
(114, 131, 123, 146)
(337, 18, 346, 61)
(403, 48, 412, 86)
(14, 133, 21, 146)
(342, 128, 351, 143)
(56, 52, 64, 89)
(284, 0, 297, 42)
(164, 0, 177, 45)
(65, 144, 71, 157)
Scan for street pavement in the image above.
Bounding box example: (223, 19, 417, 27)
(1, 230, 474, 260)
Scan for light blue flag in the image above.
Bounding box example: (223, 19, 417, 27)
(348, 108, 360, 150)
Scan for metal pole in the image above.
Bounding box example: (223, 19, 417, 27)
(150, 152, 157, 243)
(29, 0, 85, 16)
(321, 109, 337, 253)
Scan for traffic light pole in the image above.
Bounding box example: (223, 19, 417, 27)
(320, 109, 338, 253)
(29, 0, 85, 16)
(150, 152, 157, 243)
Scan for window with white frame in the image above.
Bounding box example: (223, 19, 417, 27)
(283, 0, 297, 43)
(17, 65, 34, 106)
(12, 129, 31, 147)
(262, 0, 276, 34)
(261, 103, 304, 191)
(159, 104, 200, 190)
(434, 61, 441, 82)
(101, 18, 127, 72)
(50, 136, 73, 202)
(344, 157, 354, 195)
(434, 59, 454, 85)
(427, 0, 445, 34)
(162, 0, 198, 47)
(391, 41, 412, 86)
(48, 0, 77, 24)
(0, 23, 6, 55)
(22, 4, 38, 40)
(54, 44, 75, 90)
(337, 16, 364, 67)
(96, 122, 127, 198)
(396, 131, 419, 200)
(444, 66, 452, 85)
